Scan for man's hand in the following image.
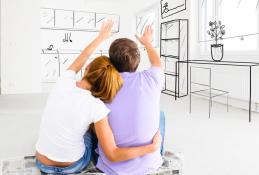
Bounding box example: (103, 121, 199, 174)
(135, 25, 153, 46)
(135, 25, 161, 68)
(98, 20, 114, 40)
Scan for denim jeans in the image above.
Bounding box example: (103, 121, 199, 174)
(36, 131, 97, 174)
(36, 112, 166, 174)
(159, 111, 166, 155)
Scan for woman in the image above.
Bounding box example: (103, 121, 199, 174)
(35, 20, 160, 174)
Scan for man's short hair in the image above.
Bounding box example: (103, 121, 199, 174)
(109, 38, 140, 72)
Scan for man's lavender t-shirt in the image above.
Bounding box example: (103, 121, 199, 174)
(96, 67, 163, 175)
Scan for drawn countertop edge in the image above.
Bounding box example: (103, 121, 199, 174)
(40, 27, 119, 33)
(177, 60, 259, 66)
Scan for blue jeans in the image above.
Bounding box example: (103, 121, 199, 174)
(36, 131, 98, 174)
(36, 112, 166, 174)
(159, 111, 166, 155)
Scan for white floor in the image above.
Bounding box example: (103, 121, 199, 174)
(0, 93, 259, 175)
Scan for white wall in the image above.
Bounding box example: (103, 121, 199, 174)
(0, 0, 41, 94)
(0, 0, 141, 94)
(0, 0, 2, 94)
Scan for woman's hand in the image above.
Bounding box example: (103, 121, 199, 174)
(150, 131, 162, 152)
(98, 20, 114, 40)
(135, 25, 153, 46)
(95, 117, 162, 162)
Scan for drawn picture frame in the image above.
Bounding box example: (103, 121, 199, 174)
(160, 0, 187, 19)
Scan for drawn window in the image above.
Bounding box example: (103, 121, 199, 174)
(199, 0, 259, 52)
(136, 6, 159, 47)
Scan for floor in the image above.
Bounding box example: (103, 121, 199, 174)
(0, 93, 259, 175)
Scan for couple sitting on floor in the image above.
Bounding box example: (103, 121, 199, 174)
(35, 20, 165, 175)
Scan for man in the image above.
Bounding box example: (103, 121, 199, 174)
(97, 25, 164, 175)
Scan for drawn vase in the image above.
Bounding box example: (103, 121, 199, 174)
(211, 44, 224, 62)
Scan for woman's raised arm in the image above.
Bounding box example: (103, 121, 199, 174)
(68, 20, 113, 73)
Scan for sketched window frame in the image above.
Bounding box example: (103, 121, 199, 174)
(136, 5, 159, 48)
(198, 0, 259, 55)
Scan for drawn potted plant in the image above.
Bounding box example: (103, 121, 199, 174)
(207, 21, 226, 62)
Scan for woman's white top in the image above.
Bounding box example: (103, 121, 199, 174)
(36, 70, 110, 162)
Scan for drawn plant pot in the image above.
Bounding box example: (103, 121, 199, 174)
(211, 44, 224, 62)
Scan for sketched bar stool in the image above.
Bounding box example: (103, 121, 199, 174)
(189, 66, 229, 118)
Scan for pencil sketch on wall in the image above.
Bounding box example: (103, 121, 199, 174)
(40, 8, 120, 33)
(136, 6, 159, 47)
(160, 0, 187, 19)
(40, 7, 117, 83)
(199, 0, 259, 43)
(41, 49, 108, 83)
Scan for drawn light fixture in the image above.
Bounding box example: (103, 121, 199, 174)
(207, 20, 226, 62)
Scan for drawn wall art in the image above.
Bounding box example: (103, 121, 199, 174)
(40, 8, 120, 33)
(136, 7, 159, 47)
(160, 0, 187, 19)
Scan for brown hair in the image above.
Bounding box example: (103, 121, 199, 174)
(109, 38, 140, 72)
(82, 56, 123, 103)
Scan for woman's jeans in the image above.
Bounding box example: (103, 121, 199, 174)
(36, 131, 98, 174)
(36, 112, 166, 174)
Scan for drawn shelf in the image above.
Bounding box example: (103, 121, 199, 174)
(160, 19, 189, 100)
(161, 38, 180, 41)
(164, 71, 178, 76)
(161, 55, 179, 59)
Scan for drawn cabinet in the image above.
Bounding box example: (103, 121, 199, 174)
(41, 51, 59, 83)
(40, 8, 120, 32)
(160, 19, 189, 99)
